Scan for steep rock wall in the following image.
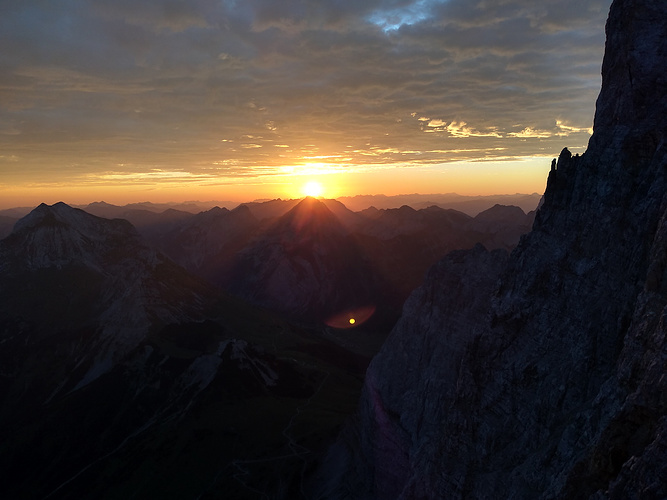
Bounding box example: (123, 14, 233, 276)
(319, 0, 667, 498)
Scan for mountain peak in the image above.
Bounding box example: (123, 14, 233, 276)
(85, 200, 118, 209)
(6, 202, 140, 270)
(15, 202, 84, 231)
(298, 196, 327, 211)
(231, 203, 252, 216)
(278, 196, 344, 235)
(14, 201, 135, 235)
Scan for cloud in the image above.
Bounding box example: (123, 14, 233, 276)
(0, 0, 611, 189)
(508, 120, 594, 138)
(367, 0, 448, 32)
(556, 120, 593, 135)
(427, 119, 446, 127)
(445, 122, 503, 138)
(509, 127, 555, 139)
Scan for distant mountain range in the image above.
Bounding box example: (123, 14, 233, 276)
(0, 196, 536, 332)
(0, 201, 378, 498)
(0, 192, 541, 240)
(79, 196, 535, 330)
(0, 192, 535, 497)
(337, 192, 542, 214)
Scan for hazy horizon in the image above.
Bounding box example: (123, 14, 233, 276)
(0, 190, 543, 214)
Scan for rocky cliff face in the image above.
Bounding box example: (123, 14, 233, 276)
(318, 0, 667, 498)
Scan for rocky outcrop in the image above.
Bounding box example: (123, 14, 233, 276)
(318, 0, 667, 498)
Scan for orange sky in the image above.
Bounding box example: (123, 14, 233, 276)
(0, 157, 554, 209)
(0, 1, 610, 209)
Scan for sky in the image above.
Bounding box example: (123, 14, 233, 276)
(0, 0, 612, 208)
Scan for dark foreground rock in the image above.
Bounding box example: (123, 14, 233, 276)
(315, 0, 667, 498)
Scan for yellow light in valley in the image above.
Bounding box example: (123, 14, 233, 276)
(302, 180, 323, 198)
(349, 318, 356, 325)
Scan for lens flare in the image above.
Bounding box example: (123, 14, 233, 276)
(325, 305, 376, 329)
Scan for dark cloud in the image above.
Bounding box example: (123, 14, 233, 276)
(0, 0, 612, 190)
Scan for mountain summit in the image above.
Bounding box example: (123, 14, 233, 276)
(227, 196, 381, 324)
(317, 1, 667, 498)
(6, 201, 139, 270)
(0, 202, 222, 395)
(280, 196, 347, 235)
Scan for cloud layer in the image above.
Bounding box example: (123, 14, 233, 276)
(0, 0, 611, 191)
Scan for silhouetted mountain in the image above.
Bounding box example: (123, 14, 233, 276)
(0, 215, 17, 240)
(83, 201, 196, 237)
(241, 197, 301, 220)
(338, 192, 542, 215)
(356, 204, 471, 240)
(0, 195, 540, 497)
(153, 204, 260, 280)
(131, 196, 533, 332)
(83, 200, 225, 218)
(226, 197, 382, 326)
(0, 202, 373, 498)
(321, 198, 366, 229)
(317, 1, 667, 498)
(357, 205, 382, 220)
(472, 203, 535, 250)
(118, 207, 194, 230)
(352, 204, 533, 309)
(0, 206, 35, 219)
(0, 201, 224, 397)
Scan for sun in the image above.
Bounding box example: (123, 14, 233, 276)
(302, 180, 324, 198)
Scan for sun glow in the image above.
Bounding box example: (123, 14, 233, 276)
(302, 180, 324, 198)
